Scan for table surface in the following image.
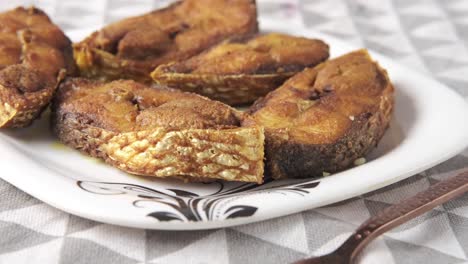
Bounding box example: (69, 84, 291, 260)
(1, 0, 468, 263)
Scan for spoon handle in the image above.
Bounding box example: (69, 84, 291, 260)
(340, 171, 468, 263)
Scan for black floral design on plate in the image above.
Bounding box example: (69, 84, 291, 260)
(77, 177, 320, 222)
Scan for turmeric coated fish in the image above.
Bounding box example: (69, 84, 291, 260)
(244, 50, 394, 179)
(74, 0, 258, 83)
(152, 33, 329, 105)
(52, 78, 264, 183)
(0, 7, 75, 128)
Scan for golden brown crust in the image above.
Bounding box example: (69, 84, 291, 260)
(0, 7, 75, 128)
(74, 0, 258, 83)
(52, 78, 264, 183)
(244, 49, 394, 179)
(151, 33, 329, 105)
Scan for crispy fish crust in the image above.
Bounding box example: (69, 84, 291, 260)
(52, 78, 264, 183)
(244, 50, 394, 179)
(151, 33, 329, 105)
(74, 0, 258, 83)
(0, 7, 75, 128)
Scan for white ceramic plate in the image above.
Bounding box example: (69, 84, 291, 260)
(1, 20, 468, 230)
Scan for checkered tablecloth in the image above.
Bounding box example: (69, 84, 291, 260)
(1, 0, 468, 263)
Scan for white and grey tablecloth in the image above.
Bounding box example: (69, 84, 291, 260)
(1, 0, 468, 263)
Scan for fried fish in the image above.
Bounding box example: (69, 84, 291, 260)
(244, 50, 394, 179)
(0, 7, 75, 128)
(52, 78, 264, 183)
(152, 33, 329, 105)
(74, 0, 258, 83)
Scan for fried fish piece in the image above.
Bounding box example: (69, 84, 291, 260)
(151, 33, 329, 105)
(0, 7, 75, 128)
(52, 78, 264, 183)
(244, 50, 394, 179)
(74, 0, 258, 83)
